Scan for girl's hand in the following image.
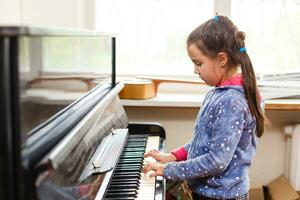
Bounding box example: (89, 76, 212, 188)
(142, 162, 166, 177)
(144, 150, 177, 164)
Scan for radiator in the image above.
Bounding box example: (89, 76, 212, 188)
(285, 125, 300, 190)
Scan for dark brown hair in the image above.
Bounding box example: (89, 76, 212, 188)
(187, 16, 264, 137)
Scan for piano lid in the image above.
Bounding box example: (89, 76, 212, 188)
(33, 83, 128, 200)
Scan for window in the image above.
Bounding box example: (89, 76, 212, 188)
(42, 36, 112, 74)
(231, 0, 300, 74)
(95, 0, 214, 76)
(95, 0, 300, 76)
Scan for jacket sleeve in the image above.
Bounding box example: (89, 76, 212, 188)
(163, 97, 247, 181)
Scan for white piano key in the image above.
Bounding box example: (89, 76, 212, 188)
(135, 136, 160, 200)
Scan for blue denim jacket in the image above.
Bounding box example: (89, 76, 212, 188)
(164, 85, 258, 199)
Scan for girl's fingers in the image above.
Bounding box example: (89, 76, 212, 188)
(144, 149, 159, 158)
(148, 153, 161, 161)
(143, 163, 164, 177)
(142, 163, 150, 173)
(149, 169, 162, 178)
(144, 150, 163, 162)
(142, 162, 156, 174)
(148, 171, 157, 178)
(142, 165, 149, 174)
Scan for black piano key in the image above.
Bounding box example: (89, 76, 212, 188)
(114, 170, 140, 175)
(119, 155, 143, 159)
(110, 180, 140, 185)
(110, 180, 140, 184)
(112, 174, 140, 179)
(110, 179, 140, 183)
(116, 162, 142, 166)
(115, 166, 141, 169)
(122, 146, 145, 150)
(118, 157, 143, 161)
(119, 157, 143, 161)
(107, 188, 137, 193)
(126, 140, 146, 143)
(127, 137, 147, 141)
(114, 170, 141, 175)
(116, 164, 142, 168)
(121, 151, 144, 155)
(105, 197, 135, 200)
(109, 182, 139, 188)
(117, 159, 143, 163)
(128, 138, 146, 141)
(125, 142, 146, 148)
(126, 142, 146, 145)
(127, 138, 147, 142)
(122, 149, 144, 151)
(119, 155, 144, 159)
(122, 151, 144, 154)
(122, 148, 145, 152)
(105, 191, 136, 198)
(117, 160, 143, 165)
(115, 167, 142, 171)
(128, 134, 148, 138)
(124, 144, 145, 147)
(125, 142, 145, 145)
(123, 148, 145, 152)
(124, 145, 145, 148)
(120, 153, 144, 158)
(115, 168, 141, 172)
(115, 166, 141, 170)
(113, 173, 140, 176)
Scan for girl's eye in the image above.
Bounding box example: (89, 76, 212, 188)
(195, 62, 202, 66)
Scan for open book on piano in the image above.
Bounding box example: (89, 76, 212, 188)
(0, 26, 166, 200)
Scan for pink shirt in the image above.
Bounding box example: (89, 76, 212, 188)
(217, 74, 243, 87)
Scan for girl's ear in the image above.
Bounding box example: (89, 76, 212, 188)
(216, 52, 228, 68)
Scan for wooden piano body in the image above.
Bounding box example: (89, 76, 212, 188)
(0, 26, 166, 200)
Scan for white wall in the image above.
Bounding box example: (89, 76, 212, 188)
(22, 0, 79, 28)
(0, 0, 21, 25)
(0, 0, 95, 29)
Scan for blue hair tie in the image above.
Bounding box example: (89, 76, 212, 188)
(239, 47, 246, 53)
(213, 16, 219, 21)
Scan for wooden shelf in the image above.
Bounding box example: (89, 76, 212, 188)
(265, 99, 300, 110)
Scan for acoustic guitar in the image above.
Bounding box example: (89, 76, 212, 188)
(119, 76, 205, 100)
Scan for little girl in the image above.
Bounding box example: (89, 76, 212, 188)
(142, 15, 264, 200)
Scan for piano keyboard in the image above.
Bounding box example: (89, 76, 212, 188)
(103, 134, 160, 200)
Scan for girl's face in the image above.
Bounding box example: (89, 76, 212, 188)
(187, 43, 224, 86)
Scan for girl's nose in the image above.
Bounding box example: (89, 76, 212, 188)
(194, 66, 199, 74)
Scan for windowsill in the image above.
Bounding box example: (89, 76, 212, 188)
(121, 93, 300, 110)
(22, 88, 300, 110)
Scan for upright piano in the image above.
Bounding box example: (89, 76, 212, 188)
(0, 26, 166, 200)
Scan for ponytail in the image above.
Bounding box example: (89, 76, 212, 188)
(240, 52, 264, 137)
